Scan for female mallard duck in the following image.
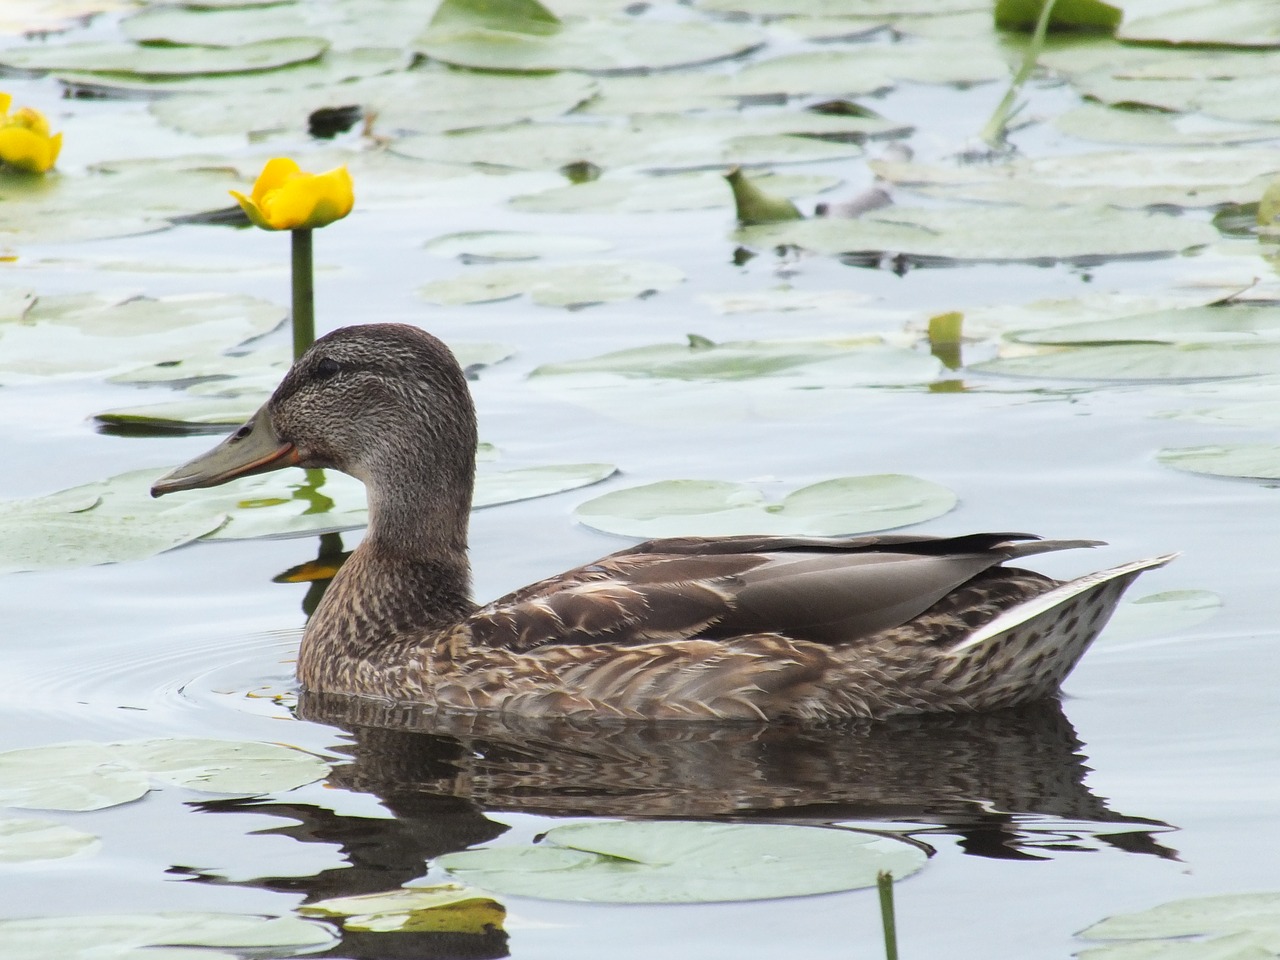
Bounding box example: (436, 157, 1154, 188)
(153, 323, 1174, 722)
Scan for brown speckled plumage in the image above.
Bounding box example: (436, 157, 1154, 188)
(153, 323, 1176, 721)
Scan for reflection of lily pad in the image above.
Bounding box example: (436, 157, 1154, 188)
(0, 818, 99, 864)
(439, 820, 927, 903)
(574, 476, 957, 538)
(0, 912, 334, 960)
(302, 884, 505, 935)
(0, 738, 330, 812)
(1158, 444, 1280, 480)
(420, 260, 684, 307)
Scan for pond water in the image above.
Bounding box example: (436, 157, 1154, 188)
(2, 2, 1279, 958)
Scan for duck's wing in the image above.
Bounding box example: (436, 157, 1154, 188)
(465, 532, 1100, 652)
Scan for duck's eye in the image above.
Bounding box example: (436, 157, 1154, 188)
(313, 357, 342, 381)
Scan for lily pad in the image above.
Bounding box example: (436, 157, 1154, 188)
(0, 913, 334, 960)
(424, 230, 613, 261)
(1158, 444, 1280, 480)
(1009, 305, 1280, 346)
(1099, 590, 1221, 643)
(738, 205, 1217, 262)
(0, 818, 99, 864)
(301, 884, 505, 934)
(972, 343, 1280, 382)
(0, 37, 328, 76)
(438, 820, 926, 903)
(1118, 0, 1280, 48)
(574, 475, 957, 538)
(0, 738, 330, 812)
(1055, 104, 1280, 148)
(1079, 892, 1280, 956)
(419, 260, 684, 307)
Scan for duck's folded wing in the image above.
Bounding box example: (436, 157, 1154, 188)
(465, 533, 1098, 652)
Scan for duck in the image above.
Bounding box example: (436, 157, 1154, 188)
(152, 323, 1175, 722)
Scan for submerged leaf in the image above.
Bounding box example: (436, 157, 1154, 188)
(439, 820, 927, 903)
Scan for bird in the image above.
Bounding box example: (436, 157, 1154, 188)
(151, 323, 1175, 722)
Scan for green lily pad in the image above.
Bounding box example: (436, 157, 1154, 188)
(972, 343, 1280, 382)
(301, 884, 505, 934)
(574, 475, 957, 538)
(1099, 590, 1221, 644)
(0, 36, 328, 76)
(0, 818, 99, 864)
(424, 230, 613, 261)
(1079, 892, 1280, 955)
(415, 2, 764, 73)
(738, 205, 1217, 262)
(94, 398, 264, 435)
(475, 463, 617, 508)
(0, 738, 330, 812)
(1055, 104, 1280, 148)
(439, 820, 927, 903)
(420, 260, 684, 308)
(1159, 398, 1280, 427)
(510, 170, 840, 216)
(1158, 444, 1280, 480)
(1118, 0, 1280, 48)
(0, 471, 227, 574)
(1009, 305, 1280, 346)
(996, 0, 1121, 31)
(0, 913, 334, 960)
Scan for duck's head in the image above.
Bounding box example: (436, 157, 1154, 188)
(151, 324, 478, 508)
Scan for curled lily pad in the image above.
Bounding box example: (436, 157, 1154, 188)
(1158, 444, 1280, 480)
(0, 738, 330, 812)
(574, 476, 957, 538)
(0, 818, 99, 864)
(301, 884, 504, 934)
(438, 820, 926, 903)
(0, 913, 334, 960)
(420, 260, 684, 308)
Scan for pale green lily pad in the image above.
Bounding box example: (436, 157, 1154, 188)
(1079, 893, 1280, 950)
(475, 463, 617, 508)
(94, 398, 263, 434)
(0, 292, 285, 384)
(1099, 590, 1221, 643)
(0, 818, 99, 864)
(1159, 398, 1280, 427)
(0, 738, 329, 812)
(1118, 0, 1280, 48)
(1010, 305, 1280, 346)
(424, 230, 613, 261)
(420, 260, 684, 308)
(0, 913, 334, 960)
(972, 343, 1280, 382)
(739, 205, 1216, 262)
(1078, 933, 1274, 959)
(0, 471, 227, 575)
(574, 475, 956, 538)
(301, 884, 504, 934)
(869, 149, 1280, 210)
(511, 170, 840, 215)
(416, 12, 763, 73)
(0, 36, 328, 76)
(1158, 444, 1280, 480)
(1069, 62, 1280, 126)
(696, 0, 984, 13)
(393, 113, 873, 173)
(1054, 104, 1280, 148)
(439, 820, 926, 903)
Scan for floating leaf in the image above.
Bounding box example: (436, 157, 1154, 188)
(1099, 590, 1222, 643)
(302, 884, 505, 935)
(574, 475, 957, 538)
(738, 205, 1217, 262)
(1009, 305, 1280, 346)
(0, 738, 329, 812)
(1055, 104, 1280, 148)
(424, 230, 613, 261)
(93, 398, 263, 435)
(511, 170, 839, 216)
(474, 463, 617, 508)
(0, 818, 99, 864)
(995, 0, 1121, 31)
(724, 166, 803, 224)
(0, 913, 334, 960)
(420, 260, 684, 307)
(1118, 0, 1280, 48)
(1158, 444, 1280, 480)
(0, 37, 328, 76)
(1079, 892, 1280, 952)
(439, 820, 927, 903)
(972, 343, 1280, 382)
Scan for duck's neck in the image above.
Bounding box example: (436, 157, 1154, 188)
(297, 459, 478, 698)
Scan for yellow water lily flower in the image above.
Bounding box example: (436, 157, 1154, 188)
(0, 93, 62, 174)
(230, 157, 354, 231)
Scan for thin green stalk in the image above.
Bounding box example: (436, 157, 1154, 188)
(980, 0, 1060, 150)
(878, 870, 898, 960)
(291, 227, 315, 360)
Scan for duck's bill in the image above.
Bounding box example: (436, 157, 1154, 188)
(151, 405, 301, 497)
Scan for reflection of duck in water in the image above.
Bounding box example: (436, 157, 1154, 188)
(154, 324, 1174, 720)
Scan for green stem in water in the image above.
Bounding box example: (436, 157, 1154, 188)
(878, 870, 898, 960)
(291, 227, 315, 360)
(979, 0, 1060, 150)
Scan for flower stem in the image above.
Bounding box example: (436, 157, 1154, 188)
(878, 870, 898, 960)
(290, 227, 315, 360)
